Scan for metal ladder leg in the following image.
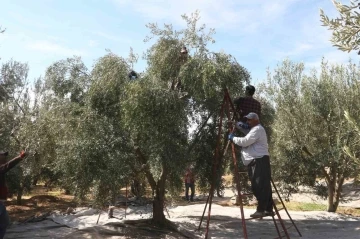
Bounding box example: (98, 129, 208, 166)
(271, 178, 302, 237)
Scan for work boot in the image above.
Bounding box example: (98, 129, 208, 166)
(250, 211, 265, 218)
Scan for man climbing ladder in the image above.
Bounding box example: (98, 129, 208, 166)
(200, 89, 302, 239)
(228, 112, 273, 218)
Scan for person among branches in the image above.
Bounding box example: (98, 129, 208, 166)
(0, 150, 27, 239)
(228, 112, 273, 218)
(184, 167, 195, 202)
(233, 85, 261, 129)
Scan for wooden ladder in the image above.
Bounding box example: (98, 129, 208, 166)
(197, 88, 302, 238)
(237, 171, 302, 239)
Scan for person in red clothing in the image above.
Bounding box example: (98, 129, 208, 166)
(0, 150, 27, 239)
(184, 167, 195, 202)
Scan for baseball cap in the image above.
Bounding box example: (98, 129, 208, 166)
(244, 112, 259, 120)
(0, 151, 9, 156)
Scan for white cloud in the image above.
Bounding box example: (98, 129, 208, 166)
(8, 11, 48, 29)
(88, 40, 98, 47)
(276, 43, 314, 59)
(1, 32, 32, 43)
(305, 50, 356, 68)
(89, 31, 132, 43)
(27, 40, 84, 56)
(111, 0, 300, 31)
(270, 1, 355, 65)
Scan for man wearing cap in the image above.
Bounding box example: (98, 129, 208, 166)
(233, 85, 261, 130)
(228, 112, 273, 218)
(0, 150, 27, 239)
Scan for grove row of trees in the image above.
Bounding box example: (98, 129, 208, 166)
(1, 5, 360, 224)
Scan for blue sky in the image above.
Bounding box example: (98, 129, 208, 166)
(0, 0, 358, 85)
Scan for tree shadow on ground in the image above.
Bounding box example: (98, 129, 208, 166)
(6, 195, 77, 222)
(188, 215, 360, 239)
(5, 213, 360, 239)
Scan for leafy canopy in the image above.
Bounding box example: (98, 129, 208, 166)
(320, 0, 360, 53)
(261, 59, 360, 212)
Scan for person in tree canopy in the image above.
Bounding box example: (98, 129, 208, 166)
(0, 150, 27, 239)
(234, 85, 261, 129)
(228, 112, 273, 218)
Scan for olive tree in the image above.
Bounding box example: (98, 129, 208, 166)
(262, 59, 360, 212)
(119, 11, 250, 225)
(320, 0, 360, 186)
(0, 59, 36, 204)
(320, 0, 360, 53)
(25, 12, 250, 226)
(36, 54, 133, 204)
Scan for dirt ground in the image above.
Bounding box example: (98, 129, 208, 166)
(6, 186, 77, 222)
(6, 179, 360, 221)
(4, 180, 360, 238)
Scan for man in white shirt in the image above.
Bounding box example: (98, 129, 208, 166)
(228, 112, 273, 218)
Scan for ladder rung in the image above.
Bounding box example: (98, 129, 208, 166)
(286, 224, 294, 230)
(276, 207, 284, 211)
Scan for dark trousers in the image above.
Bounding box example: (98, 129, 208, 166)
(247, 156, 273, 212)
(0, 202, 9, 239)
(185, 183, 195, 201)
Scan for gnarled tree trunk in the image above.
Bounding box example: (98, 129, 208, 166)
(152, 163, 168, 225)
(16, 187, 23, 205)
(326, 167, 345, 212)
(134, 146, 168, 225)
(152, 187, 166, 225)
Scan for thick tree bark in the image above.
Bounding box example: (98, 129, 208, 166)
(152, 191, 166, 225)
(333, 176, 344, 211)
(328, 166, 337, 212)
(152, 162, 168, 225)
(32, 177, 39, 186)
(16, 187, 23, 205)
(326, 167, 345, 212)
(133, 145, 168, 225)
(327, 179, 335, 212)
(133, 146, 156, 189)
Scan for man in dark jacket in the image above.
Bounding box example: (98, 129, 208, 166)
(234, 85, 261, 123)
(0, 150, 27, 239)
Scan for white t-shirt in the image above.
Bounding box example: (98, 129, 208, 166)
(232, 124, 269, 166)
